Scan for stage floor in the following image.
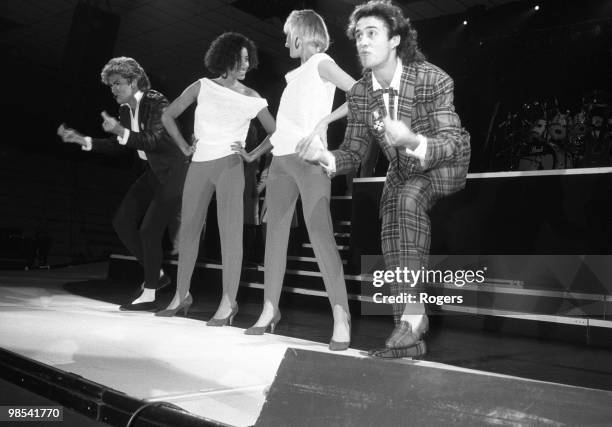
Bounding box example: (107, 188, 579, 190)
(0, 264, 368, 426)
(1, 264, 612, 426)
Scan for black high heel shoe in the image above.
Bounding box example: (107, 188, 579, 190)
(207, 304, 238, 326)
(155, 294, 193, 317)
(244, 310, 281, 335)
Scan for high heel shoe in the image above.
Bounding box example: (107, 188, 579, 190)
(206, 304, 238, 326)
(155, 294, 193, 317)
(329, 316, 351, 351)
(244, 310, 281, 335)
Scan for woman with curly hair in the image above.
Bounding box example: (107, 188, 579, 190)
(233, 10, 356, 350)
(159, 32, 275, 322)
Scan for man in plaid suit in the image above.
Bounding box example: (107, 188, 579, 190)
(298, 0, 471, 358)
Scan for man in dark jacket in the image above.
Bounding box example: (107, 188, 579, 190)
(58, 57, 191, 310)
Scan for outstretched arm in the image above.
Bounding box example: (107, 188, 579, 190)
(57, 123, 123, 155)
(57, 123, 88, 147)
(161, 81, 200, 156)
(297, 90, 372, 176)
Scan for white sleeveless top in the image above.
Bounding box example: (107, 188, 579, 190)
(192, 78, 268, 162)
(270, 53, 337, 156)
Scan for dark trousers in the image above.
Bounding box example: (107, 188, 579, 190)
(112, 163, 187, 289)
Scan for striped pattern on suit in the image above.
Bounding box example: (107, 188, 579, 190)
(333, 61, 471, 322)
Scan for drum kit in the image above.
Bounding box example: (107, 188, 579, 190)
(495, 90, 611, 171)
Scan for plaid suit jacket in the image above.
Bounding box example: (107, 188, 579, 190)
(333, 61, 471, 205)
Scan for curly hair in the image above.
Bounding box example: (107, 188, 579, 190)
(204, 32, 259, 76)
(100, 57, 151, 90)
(346, 0, 425, 65)
(284, 9, 330, 53)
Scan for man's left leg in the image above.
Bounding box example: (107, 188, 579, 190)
(139, 164, 187, 291)
(125, 164, 187, 309)
(372, 175, 433, 357)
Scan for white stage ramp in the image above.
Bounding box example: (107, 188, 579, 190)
(2, 264, 612, 427)
(0, 264, 365, 426)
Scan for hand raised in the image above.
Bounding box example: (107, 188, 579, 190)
(100, 111, 121, 135)
(382, 117, 418, 149)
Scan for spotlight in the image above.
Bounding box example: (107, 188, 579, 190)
(534, 5, 540, 11)
(463, 20, 468, 26)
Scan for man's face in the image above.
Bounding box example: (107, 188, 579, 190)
(354, 16, 399, 70)
(108, 74, 137, 105)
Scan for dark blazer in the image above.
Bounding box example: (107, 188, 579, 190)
(91, 90, 187, 184)
(333, 61, 471, 204)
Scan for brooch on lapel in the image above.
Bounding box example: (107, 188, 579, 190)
(372, 109, 385, 134)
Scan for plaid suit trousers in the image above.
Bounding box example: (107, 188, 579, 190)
(381, 174, 434, 324)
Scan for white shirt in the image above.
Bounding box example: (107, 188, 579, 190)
(117, 90, 147, 161)
(192, 78, 268, 162)
(371, 59, 427, 166)
(270, 53, 337, 156)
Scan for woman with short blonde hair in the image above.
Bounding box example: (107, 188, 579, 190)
(234, 10, 356, 350)
(283, 9, 330, 53)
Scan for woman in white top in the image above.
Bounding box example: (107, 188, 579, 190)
(159, 33, 275, 322)
(234, 10, 356, 350)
